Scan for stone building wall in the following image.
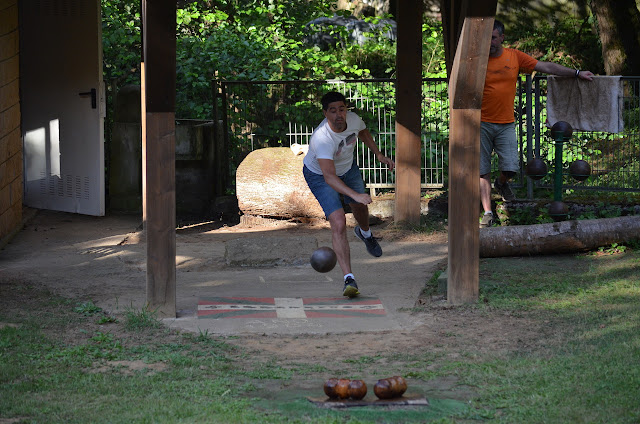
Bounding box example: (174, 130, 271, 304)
(0, 0, 23, 245)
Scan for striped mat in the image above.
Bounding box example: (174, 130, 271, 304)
(198, 296, 386, 319)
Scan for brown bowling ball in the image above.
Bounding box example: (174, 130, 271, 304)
(348, 379, 368, 400)
(323, 378, 339, 399)
(335, 378, 351, 399)
(525, 158, 548, 180)
(310, 246, 337, 273)
(391, 376, 407, 396)
(373, 379, 394, 399)
(386, 376, 400, 396)
(551, 121, 573, 140)
(548, 201, 568, 221)
(569, 160, 591, 181)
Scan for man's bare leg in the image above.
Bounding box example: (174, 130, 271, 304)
(328, 208, 351, 275)
(349, 202, 370, 232)
(480, 174, 493, 213)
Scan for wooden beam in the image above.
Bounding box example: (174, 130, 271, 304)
(141, 3, 146, 227)
(394, 0, 422, 225)
(440, 0, 463, 78)
(441, 0, 498, 79)
(142, 0, 176, 317)
(447, 14, 494, 304)
(447, 108, 481, 303)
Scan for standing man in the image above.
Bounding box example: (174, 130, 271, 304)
(480, 19, 594, 227)
(303, 91, 395, 298)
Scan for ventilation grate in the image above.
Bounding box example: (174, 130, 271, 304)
(39, 173, 91, 200)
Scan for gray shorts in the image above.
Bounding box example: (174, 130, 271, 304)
(480, 122, 519, 175)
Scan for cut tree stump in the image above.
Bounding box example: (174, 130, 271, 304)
(236, 147, 325, 219)
(479, 215, 640, 257)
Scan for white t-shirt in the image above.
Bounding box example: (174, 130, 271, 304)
(303, 111, 367, 176)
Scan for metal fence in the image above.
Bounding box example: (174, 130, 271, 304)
(516, 76, 640, 194)
(219, 76, 640, 194)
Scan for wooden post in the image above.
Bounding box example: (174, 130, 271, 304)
(211, 79, 221, 197)
(447, 15, 494, 304)
(140, 2, 146, 227)
(440, 0, 463, 78)
(141, 62, 147, 226)
(142, 0, 176, 317)
(394, 0, 422, 225)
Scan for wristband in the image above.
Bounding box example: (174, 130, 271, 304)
(575, 69, 580, 78)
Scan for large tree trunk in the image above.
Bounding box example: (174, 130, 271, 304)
(591, 0, 640, 75)
(480, 216, 640, 257)
(236, 147, 325, 219)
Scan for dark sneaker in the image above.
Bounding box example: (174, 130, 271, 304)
(494, 178, 515, 201)
(480, 213, 494, 228)
(354, 226, 382, 257)
(343, 277, 360, 298)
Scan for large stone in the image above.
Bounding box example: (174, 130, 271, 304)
(236, 147, 325, 219)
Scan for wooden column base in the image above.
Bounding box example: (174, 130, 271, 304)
(447, 108, 480, 304)
(145, 112, 176, 318)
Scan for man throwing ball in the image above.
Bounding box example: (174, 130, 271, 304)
(303, 91, 395, 298)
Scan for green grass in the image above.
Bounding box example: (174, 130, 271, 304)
(2, 249, 640, 423)
(468, 251, 640, 422)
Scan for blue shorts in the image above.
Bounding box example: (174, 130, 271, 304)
(303, 161, 365, 218)
(480, 121, 519, 175)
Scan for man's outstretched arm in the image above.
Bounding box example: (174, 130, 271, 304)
(535, 61, 594, 81)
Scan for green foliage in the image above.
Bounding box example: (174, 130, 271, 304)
(73, 300, 102, 316)
(503, 206, 537, 225)
(96, 315, 118, 324)
(102, 0, 142, 86)
(102, 1, 453, 120)
(422, 20, 447, 77)
(123, 303, 162, 331)
(598, 242, 627, 254)
(507, 13, 604, 73)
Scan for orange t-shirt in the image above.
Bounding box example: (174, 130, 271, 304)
(482, 48, 538, 123)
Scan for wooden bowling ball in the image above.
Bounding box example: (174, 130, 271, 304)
(525, 158, 548, 180)
(335, 378, 351, 399)
(386, 376, 400, 396)
(323, 378, 339, 399)
(348, 379, 367, 400)
(548, 201, 568, 221)
(569, 160, 591, 181)
(551, 121, 573, 140)
(373, 379, 394, 399)
(391, 376, 407, 396)
(310, 246, 337, 273)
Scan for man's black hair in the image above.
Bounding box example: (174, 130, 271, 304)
(493, 19, 505, 36)
(321, 91, 347, 110)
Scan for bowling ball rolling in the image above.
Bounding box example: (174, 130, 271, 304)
(310, 246, 337, 273)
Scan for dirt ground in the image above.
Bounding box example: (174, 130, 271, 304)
(1, 210, 552, 407)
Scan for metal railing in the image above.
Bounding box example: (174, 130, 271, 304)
(516, 76, 640, 194)
(218, 78, 448, 194)
(218, 76, 640, 194)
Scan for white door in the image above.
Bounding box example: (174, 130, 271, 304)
(20, 0, 105, 216)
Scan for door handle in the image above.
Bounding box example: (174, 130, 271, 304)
(79, 88, 97, 109)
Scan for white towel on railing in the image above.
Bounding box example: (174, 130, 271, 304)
(546, 75, 623, 133)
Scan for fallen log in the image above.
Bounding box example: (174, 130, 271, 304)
(236, 147, 325, 219)
(479, 215, 640, 257)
